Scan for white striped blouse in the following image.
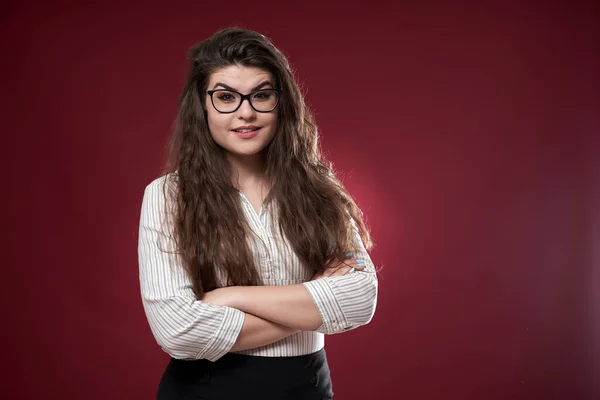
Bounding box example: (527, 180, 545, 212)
(138, 174, 378, 362)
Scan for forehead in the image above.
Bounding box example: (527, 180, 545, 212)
(208, 65, 273, 91)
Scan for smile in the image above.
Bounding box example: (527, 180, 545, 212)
(232, 127, 262, 139)
(232, 128, 260, 133)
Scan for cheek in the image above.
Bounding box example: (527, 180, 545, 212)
(207, 112, 230, 134)
(267, 112, 279, 129)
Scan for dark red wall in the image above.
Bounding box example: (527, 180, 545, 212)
(2, 1, 598, 399)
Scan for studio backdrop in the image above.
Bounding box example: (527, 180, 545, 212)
(2, 1, 598, 399)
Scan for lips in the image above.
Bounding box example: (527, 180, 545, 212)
(232, 125, 260, 133)
(232, 127, 261, 139)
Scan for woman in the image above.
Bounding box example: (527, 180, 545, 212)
(138, 27, 378, 399)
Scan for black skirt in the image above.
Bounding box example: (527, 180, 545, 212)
(156, 348, 334, 400)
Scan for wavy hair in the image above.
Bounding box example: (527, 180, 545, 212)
(161, 27, 372, 299)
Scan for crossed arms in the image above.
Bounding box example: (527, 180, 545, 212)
(138, 178, 378, 361)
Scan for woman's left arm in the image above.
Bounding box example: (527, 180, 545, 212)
(300, 228, 378, 334)
(205, 220, 378, 334)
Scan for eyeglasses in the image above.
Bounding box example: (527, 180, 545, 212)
(206, 89, 281, 113)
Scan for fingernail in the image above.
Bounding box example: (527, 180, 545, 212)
(345, 251, 354, 257)
(348, 267, 355, 274)
(357, 259, 365, 265)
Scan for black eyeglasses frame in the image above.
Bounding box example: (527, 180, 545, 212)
(206, 88, 282, 113)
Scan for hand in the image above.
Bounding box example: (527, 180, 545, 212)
(201, 287, 236, 307)
(312, 253, 366, 280)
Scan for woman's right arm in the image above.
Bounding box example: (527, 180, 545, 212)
(138, 177, 295, 361)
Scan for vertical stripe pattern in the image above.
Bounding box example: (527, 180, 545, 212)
(138, 174, 378, 360)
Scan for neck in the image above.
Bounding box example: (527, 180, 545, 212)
(227, 151, 268, 189)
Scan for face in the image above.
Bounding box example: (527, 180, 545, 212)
(205, 65, 278, 160)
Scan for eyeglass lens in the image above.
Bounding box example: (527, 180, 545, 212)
(211, 89, 278, 112)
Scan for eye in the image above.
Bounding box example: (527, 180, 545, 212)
(252, 90, 274, 101)
(215, 91, 237, 102)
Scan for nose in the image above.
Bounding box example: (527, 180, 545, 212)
(236, 98, 256, 120)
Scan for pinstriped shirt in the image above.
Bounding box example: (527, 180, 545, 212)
(138, 174, 378, 362)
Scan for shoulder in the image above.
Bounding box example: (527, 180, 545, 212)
(142, 173, 179, 210)
(144, 172, 178, 194)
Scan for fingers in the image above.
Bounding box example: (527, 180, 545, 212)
(323, 259, 366, 278)
(318, 252, 367, 280)
(327, 265, 356, 277)
(339, 257, 366, 271)
(326, 251, 354, 267)
(327, 252, 365, 266)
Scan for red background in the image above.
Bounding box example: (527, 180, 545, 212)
(2, 1, 598, 399)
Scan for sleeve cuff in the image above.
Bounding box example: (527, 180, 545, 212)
(199, 306, 245, 362)
(302, 279, 348, 334)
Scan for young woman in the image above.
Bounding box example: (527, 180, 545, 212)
(138, 27, 378, 399)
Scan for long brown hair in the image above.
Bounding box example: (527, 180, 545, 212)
(160, 27, 372, 299)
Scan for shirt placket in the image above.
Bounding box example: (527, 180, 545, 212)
(240, 192, 274, 279)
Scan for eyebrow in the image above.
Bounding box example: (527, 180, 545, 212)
(212, 80, 273, 92)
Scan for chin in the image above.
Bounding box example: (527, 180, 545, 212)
(222, 143, 264, 156)
(234, 148, 267, 157)
(232, 139, 273, 155)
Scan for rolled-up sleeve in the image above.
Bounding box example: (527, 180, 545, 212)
(138, 177, 245, 361)
(302, 219, 378, 334)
